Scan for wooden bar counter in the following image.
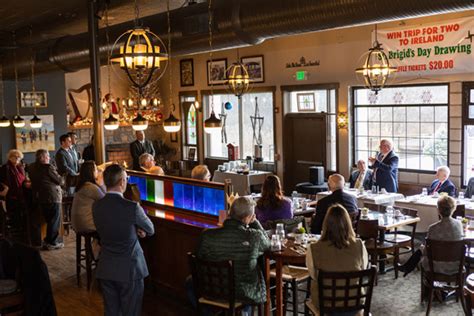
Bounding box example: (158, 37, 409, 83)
(126, 170, 229, 300)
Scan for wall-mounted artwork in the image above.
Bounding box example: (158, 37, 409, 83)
(15, 115, 55, 153)
(241, 55, 264, 83)
(180, 59, 194, 87)
(207, 59, 227, 85)
(296, 93, 316, 112)
(20, 91, 47, 108)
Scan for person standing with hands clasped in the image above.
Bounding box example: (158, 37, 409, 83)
(93, 164, 154, 316)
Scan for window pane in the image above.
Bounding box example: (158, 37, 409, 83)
(368, 122, 380, 136)
(420, 123, 434, 137)
(471, 90, 474, 103)
(356, 108, 368, 121)
(406, 107, 420, 122)
(407, 123, 420, 137)
(186, 104, 197, 145)
(470, 105, 474, 119)
(464, 125, 474, 185)
(435, 107, 448, 122)
(420, 155, 434, 171)
(368, 107, 380, 121)
(380, 107, 393, 122)
(406, 153, 420, 169)
(356, 136, 368, 151)
(393, 107, 406, 122)
(354, 85, 448, 105)
(393, 122, 406, 137)
(381, 122, 392, 137)
(420, 107, 434, 122)
(356, 121, 368, 136)
(289, 90, 328, 113)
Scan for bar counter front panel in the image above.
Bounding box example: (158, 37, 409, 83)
(127, 171, 226, 300)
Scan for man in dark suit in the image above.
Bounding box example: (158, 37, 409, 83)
(67, 131, 81, 164)
(55, 134, 78, 177)
(311, 174, 358, 234)
(29, 149, 63, 249)
(349, 159, 373, 190)
(368, 139, 399, 193)
(130, 131, 156, 171)
(428, 166, 456, 197)
(93, 164, 154, 316)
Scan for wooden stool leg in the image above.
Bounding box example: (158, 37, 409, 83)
(85, 235, 93, 290)
(292, 279, 298, 316)
(76, 233, 81, 286)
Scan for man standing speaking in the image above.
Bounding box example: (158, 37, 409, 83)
(368, 139, 399, 193)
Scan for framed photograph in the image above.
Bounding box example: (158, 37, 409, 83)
(207, 59, 227, 85)
(170, 132, 178, 143)
(296, 93, 316, 112)
(187, 147, 196, 161)
(241, 55, 264, 83)
(15, 115, 55, 153)
(180, 59, 194, 87)
(20, 91, 47, 108)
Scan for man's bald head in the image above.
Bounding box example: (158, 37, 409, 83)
(328, 174, 345, 191)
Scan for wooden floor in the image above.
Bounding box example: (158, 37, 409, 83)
(40, 231, 193, 316)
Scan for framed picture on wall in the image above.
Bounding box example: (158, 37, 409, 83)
(15, 115, 55, 153)
(296, 93, 315, 112)
(241, 55, 264, 83)
(20, 91, 48, 108)
(207, 58, 227, 85)
(180, 59, 194, 87)
(187, 147, 196, 161)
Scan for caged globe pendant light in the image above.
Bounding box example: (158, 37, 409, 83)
(203, 0, 221, 134)
(163, 0, 181, 133)
(226, 50, 250, 99)
(355, 24, 397, 94)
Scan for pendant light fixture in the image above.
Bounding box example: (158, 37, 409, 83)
(29, 27, 42, 129)
(355, 24, 397, 94)
(12, 33, 25, 128)
(203, 0, 221, 134)
(102, 3, 119, 131)
(0, 66, 10, 127)
(226, 49, 250, 99)
(163, 0, 181, 133)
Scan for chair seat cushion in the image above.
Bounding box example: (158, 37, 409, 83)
(0, 279, 18, 295)
(384, 234, 411, 244)
(198, 297, 243, 309)
(270, 265, 310, 282)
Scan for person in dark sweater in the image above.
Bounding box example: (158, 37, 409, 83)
(311, 174, 358, 234)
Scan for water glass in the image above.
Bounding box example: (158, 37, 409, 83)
(421, 188, 428, 196)
(386, 205, 394, 216)
(271, 235, 282, 251)
(276, 223, 285, 240)
(459, 192, 465, 200)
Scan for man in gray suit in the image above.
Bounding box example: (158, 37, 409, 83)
(93, 164, 154, 316)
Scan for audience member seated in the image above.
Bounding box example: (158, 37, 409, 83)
(195, 196, 270, 307)
(349, 159, 373, 190)
(255, 175, 292, 226)
(398, 196, 463, 277)
(466, 177, 474, 199)
(0, 149, 29, 240)
(28, 149, 64, 250)
(139, 153, 164, 175)
(311, 174, 358, 234)
(427, 166, 456, 197)
(71, 161, 105, 233)
(306, 204, 369, 312)
(191, 165, 211, 181)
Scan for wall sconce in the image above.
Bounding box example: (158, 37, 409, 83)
(337, 112, 348, 129)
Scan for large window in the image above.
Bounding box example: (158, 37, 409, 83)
(353, 84, 449, 172)
(204, 91, 274, 162)
(463, 83, 474, 185)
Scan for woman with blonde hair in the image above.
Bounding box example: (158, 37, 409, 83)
(255, 175, 292, 225)
(306, 204, 368, 313)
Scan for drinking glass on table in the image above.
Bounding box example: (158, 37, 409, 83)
(271, 235, 282, 251)
(276, 223, 285, 241)
(459, 192, 465, 200)
(386, 205, 394, 216)
(421, 188, 428, 196)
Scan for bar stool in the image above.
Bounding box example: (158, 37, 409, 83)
(76, 231, 98, 290)
(62, 196, 74, 236)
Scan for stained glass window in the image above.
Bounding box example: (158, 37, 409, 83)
(186, 103, 197, 146)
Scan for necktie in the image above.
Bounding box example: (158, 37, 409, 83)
(354, 171, 365, 189)
(433, 181, 443, 193)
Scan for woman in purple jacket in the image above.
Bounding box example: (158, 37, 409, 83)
(255, 175, 293, 225)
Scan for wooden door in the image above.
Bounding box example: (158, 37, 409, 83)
(283, 113, 327, 193)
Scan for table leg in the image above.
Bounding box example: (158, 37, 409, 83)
(265, 257, 271, 316)
(379, 229, 386, 273)
(276, 258, 283, 316)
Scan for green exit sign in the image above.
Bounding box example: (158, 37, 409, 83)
(296, 70, 307, 81)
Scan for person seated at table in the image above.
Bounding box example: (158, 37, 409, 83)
(310, 174, 358, 234)
(427, 165, 456, 197)
(255, 175, 292, 225)
(465, 177, 474, 199)
(195, 196, 270, 308)
(349, 159, 373, 190)
(191, 165, 211, 181)
(71, 161, 106, 233)
(138, 153, 164, 176)
(398, 195, 463, 277)
(306, 204, 369, 313)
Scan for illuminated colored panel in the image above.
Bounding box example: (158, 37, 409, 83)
(193, 186, 204, 213)
(154, 179, 164, 204)
(173, 183, 184, 209)
(146, 179, 155, 202)
(128, 176, 147, 201)
(164, 180, 174, 206)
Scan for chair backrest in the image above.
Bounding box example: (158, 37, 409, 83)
(363, 202, 386, 213)
(399, 207, 418, 229)
(188, 253, 236, 308)
(426, 239, 466, 276)
(357, 219, 379, 241)
(452, 204, 465, 219)
(266, 216, 307, 234)
(318, 266, 377, 316)
(351, 209, 361, 233)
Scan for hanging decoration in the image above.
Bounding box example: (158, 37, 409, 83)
(250, 97, 263, 146)
(226, 49, 250, 98)
(0, 66, 10, 127)
(224, 101, 232, 110)
(355, 24, 396, 94)
(28, 27, 42, 129)
(163, 0, 181, 133)
(203, 0, 222, 134)
(12, 33, 25, 128)
(218, 102, 227, 144)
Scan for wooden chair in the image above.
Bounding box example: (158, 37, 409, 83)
(305, 266, 377, 316)
(357, 219, 399, 280)
(452, 204, 466, 219)
(385, 208, 418, 258)
(0, 289, 23, 316)
(76, 231, 98, 290)
(421, 239, 467, 315)
(464, 273, 474, 316)
(188, 253, 263, 316)
(351, 209, 361, 233)
(363, 202, 387, 213)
